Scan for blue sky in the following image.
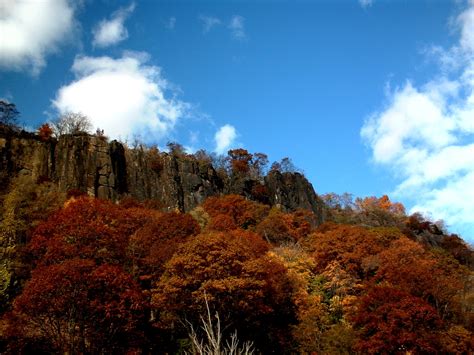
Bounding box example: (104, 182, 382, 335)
(1, 0, 473, 243)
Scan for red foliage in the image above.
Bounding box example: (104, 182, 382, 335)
(353, 286, 443, 354)
(9, 258, 146, 353)
(374, 237, 469, 320)
(29, 197, 153, 265)
(37, 123, 53, 141)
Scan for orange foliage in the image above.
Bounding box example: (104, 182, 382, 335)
(256, 208, 313, 244)
(307, 223, 403, 278)
(355, 195, 405, 215)
(37, 123, 53, 141)
(439, 325, 474, 353)
(202, 194, 269, 230)
(152, 230, 295, 352)
(129, 211, 200, 281)
(227, 148, 253, 174)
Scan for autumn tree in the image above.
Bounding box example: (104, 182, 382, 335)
(7, 259, 146, 353)
(440, 235, 474, 268)
(353, 286, 443, 354)
(307, 223, 403, 278)
(256, 207, 313, 245)
(0, 175, 65, 310)
(439, 325, 474, 354)
(354, 195, 406, 227)
(374, 237, 471, 322)
(321, 192, 357, 224)
(129, 211, 200, 283)
(227, 148, 253, 174)
(37, 123, 53, 141)
(272, 244, 356, 354)
(321, 193, 406, 228)
(152, 230, 296, 352)
(202, 195, 269, 231)
(28, 197, 153, 266)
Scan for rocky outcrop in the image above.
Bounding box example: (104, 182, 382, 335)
(124, 148, 223, 211)
(265, 171, 325, 224)
(0, 127, 54, 193)
(0, 128, 325, 220)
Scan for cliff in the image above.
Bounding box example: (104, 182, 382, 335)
(0, 127, 324, 221)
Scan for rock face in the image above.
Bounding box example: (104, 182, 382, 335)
(124, 148, 223, 211)
(0, 128, 54, 193)
(0, 128, 325, 220)
(265, 171, 325, 224)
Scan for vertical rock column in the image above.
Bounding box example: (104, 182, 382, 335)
(54, 135, 123, 200)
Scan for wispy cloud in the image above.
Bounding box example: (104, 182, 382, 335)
(52, 52, 189, 144)
(229, 15, 246, 40)
(214, 124, 237, 154)
(165, 16, 176, 30)
(359, 0, 374, 9)
(92, 3, 135, 48)
(0, 0, 76, 75)
(361, 1, 474, 239)
(199, 15, 222, 33)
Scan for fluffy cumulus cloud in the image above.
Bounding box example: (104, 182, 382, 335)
(214, 124, 237, 154)
(52, 53, 189, 143)
(361, 1, 474, 239)
(92, 3, 135, 48)
(0, 0, 75, 75)
(229, 15, 246, 40)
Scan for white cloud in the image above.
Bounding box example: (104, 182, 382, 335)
(0, 0, 76, 75)
(92, 3, 135, 48)
(214, 124, 237, 154)
(458, 1, 474, 53)
(361, 1, 474, 240)
(359, 0, 374, 8)
(229, 15, 245, 40)
(52, 53, 189, 144)
(199, 15, 222, 33)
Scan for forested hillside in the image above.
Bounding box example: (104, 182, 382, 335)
(0, 123, 473, 354)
